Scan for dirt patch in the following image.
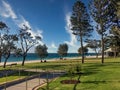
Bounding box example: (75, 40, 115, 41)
(60, 80, 80, 84)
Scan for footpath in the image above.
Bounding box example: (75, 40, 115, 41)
(0, 71, 66, 90)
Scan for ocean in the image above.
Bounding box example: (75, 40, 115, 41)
(1, 53, 96, 62)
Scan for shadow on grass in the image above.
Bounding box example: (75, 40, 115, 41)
(73, 74, 81, 90)
(26, 64, 67, 70)
(82, 68, 101, 77)
(82, 80, 107, 84)
(82, 80, 120, 85)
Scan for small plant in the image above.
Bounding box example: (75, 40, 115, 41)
(75, 64, 81, 74)
(41, 71, 51, 90)
(67, 66, 75, 80)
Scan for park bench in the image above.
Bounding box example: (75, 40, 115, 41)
(6, 63, 17, 67)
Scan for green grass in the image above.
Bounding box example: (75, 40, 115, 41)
(38, 57, 120, 90)
(1, 57, 120, 90)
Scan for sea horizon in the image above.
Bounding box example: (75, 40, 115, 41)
(1, 53, 96, 62)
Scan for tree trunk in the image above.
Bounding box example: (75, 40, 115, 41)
(40, 58, 43, 62)
(0, 56, 1, 63)
(80, 36, 84, 63)
(0, 53, 2, 63)
(3, 55, 10, 68)
(22, 54, 27, 66)
(114, 47, 117, 58)
(101, 34, 104, 63)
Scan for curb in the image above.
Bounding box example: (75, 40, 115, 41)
(0, 74, 41, 89)
(32, 77, 58, 90)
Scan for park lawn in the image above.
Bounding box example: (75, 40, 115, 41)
(0, 57, 120, 88)
(38, 58, 120, 90)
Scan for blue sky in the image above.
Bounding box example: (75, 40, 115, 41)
(0, 0, 99, 53)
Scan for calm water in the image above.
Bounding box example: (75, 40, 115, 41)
(1, 53, 96, 62)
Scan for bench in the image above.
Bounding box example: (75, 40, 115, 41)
(6, 63, 17, 67)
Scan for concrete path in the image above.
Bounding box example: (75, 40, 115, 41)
(1, 72, 65, 90)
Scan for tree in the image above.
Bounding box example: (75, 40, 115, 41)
(18, 25, 41, 66)
(0, 21, 8, 63)
(86, 39, 101, 58)
(113, 0, 120, 27)
(105, 35, 120, 57)
(2, 34, 18, 68)
(90, 0, 117, 63)
(78, 46, 88, 55)
(106, 25, 120, 57)
(71, 0, 93, 63)
(35, 44, 48, 62)
(117, 1, 120, 18)
(57, 43, 68, 59)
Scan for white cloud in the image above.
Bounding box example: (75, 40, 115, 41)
(64, 12, 77, 46)
(16, 16, 31, 29)
(47, 42, 57, 53)
(0, 0, 44, 49)
(51, 42, 57, 48)
(15, 16, 43, 39)
(0, 0, 17, 19)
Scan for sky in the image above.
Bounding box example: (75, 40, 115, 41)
(0, 0, 99, 53)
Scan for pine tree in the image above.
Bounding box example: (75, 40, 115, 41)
(71, 0, 93, 63)
(90, 0, 117, 63)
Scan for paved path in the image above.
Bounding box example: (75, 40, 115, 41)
(1, 72, 65, 90)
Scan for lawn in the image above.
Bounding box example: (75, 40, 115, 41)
(38, 57, 120, 90)
(0, 57, 120, 90)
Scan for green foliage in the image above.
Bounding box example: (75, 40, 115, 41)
(75, 64, 81, 73)
(89, 0, 118, 63)
(0, 21, 8, 30)
(35, 44, 48, 62)
(71, 0, 93, 63)
(67, 65, 75, 80)
(2, 34, 18, 68)
(86, 39, 101, 58)
(78, 46, 88, 55)
(0, 21, 8, 63)
(18, 25, 41, 66)
(14, 48, 22, 57)
(57, 43, 68, 58)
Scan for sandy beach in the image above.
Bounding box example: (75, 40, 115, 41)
(0, 55, 103, 66)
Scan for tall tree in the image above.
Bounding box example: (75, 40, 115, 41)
(2, 34, 18, 68)
(90, 0, 117, 63)
(35, 44, 48, 62)
(71, 0, 93, 63)
(57, 43, 68, 59)
(113, 0, 120, 27)
(18, 25, 41, 66)
(0, 22, 8, 63)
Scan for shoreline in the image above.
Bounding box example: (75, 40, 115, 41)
(0, 55, 103, 66)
